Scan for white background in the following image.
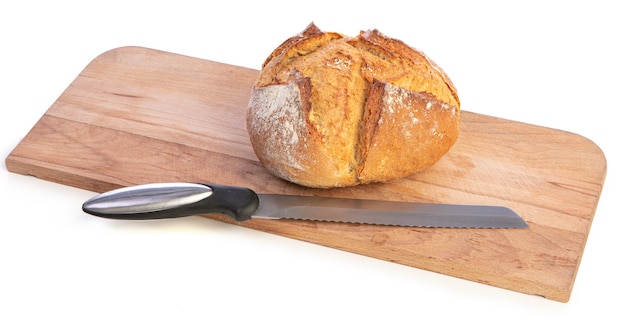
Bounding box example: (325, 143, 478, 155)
(1, 1, 623, 324)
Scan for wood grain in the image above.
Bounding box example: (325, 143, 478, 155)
(5, 46, 606, 302)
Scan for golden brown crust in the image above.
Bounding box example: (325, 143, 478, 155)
(260, 23, 325, 69)
(246, 23, 460, 188)
(349, 29, 460, 109)
(358, 80, 459, 183)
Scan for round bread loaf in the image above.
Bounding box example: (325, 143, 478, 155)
(246, 23, 460, 188)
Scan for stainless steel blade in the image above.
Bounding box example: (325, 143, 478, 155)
(255, 194, 528, 228)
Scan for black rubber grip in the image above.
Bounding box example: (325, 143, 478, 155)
(198, 184, 259, 221)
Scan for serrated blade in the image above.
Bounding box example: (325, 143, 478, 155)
(255, 194, 528, 228)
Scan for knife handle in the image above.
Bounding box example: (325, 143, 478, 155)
(82, 183, 260, 222)
(197, 184, 260, 221)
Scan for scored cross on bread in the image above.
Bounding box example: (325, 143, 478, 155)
(246, 23, 460, 188)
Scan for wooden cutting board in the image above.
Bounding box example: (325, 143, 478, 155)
(5, 46, 606, 302)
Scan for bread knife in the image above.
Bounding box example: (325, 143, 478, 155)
(82, 182, 528, 228)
